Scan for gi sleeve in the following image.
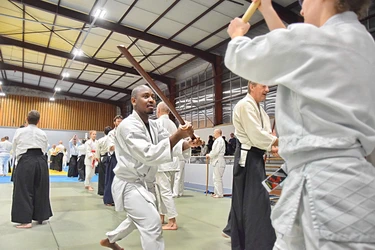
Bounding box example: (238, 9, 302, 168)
(225, 24, 311, 85)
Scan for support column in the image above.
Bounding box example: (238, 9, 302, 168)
(167, 79, 177, 123)
(213, 55, 223, 126)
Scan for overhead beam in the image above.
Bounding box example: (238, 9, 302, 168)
(11, 0, 217, 63)
(0, 62, 132, 95)
(0, 36, 173, 84)
(2, 79, 120, 106)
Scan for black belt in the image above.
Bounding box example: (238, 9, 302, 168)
(101, 154, 107, 157)
(71, 155, 78, 158)
(241, 146, 265, 156)
(24, 148, 43, 155)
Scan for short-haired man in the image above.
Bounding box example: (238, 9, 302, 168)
(206, 129, 226, 198)
(224, 82, 278, 249)
(11, 110, 53, 228)
(100, 85, 201, 250)
(155, 102, 180, 230)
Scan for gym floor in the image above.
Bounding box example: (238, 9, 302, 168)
(0, 182, 232, 250)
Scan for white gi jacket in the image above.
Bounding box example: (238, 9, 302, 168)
(12, 125, 48, 162)
(85, 139, 98, 166)
(233, 94, 276, 166)
(113, 111, 190, 211)
(225, 11, 375, 242)
(0, 140, 12, 157)
(207, 137, 226, 167)
(156, 114, 179, 172)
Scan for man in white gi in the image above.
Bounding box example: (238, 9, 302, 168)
(155, 102, 180, 230)
(100, 85, 201, 250)
(206, 129, 226, 198)
(11, 110, 52, 228)
(84, 131, 98, 191)
(224, 81, 278, 249)
(0, 136, 12, 176)
(225, 0, 375, 248)
(67, 135, 80, 177)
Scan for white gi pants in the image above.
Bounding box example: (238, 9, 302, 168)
(212, 161, 225, 197)
(173, 160, 185, 197)
(273, 185, 375, 250)
(84, 164, 95, 187)
(155, 171, 178, 219)
(107, 177, 164, 250)
(0, 154, 10, 176)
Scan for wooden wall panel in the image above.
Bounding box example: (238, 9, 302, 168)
(0, 95, 117, 131)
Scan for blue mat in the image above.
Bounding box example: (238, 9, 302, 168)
(0, 174, 98, 184)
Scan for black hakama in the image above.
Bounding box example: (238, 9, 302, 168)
(77, 154, 86, 181)
(97, 154, 108, 196)
(55, 153, 63, 172)
(11, 149, 53, 224)
(103, 153, 116, 205)
(50, 155, 56, 170)
(67, 155, 78, 177)
(230, 144, 276, 250)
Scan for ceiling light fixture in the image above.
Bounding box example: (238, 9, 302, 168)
(55, 87, 61, 92)
(49, 97, 55, 101)
(72, 48, 83, 57)
(62, 72, 70, 78)
(93, 9, 107, 19)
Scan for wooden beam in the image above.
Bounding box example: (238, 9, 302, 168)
(11, 0, 217, 63)
(2, 79, 119, 106)
(0, 36, 173, 84)
(0, 62, 131, 94)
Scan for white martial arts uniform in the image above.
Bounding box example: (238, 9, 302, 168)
(207, 136, 226, 197)
(155, 114, 179, 219)
(225, 11, 375, 249)
(84, 139, 98, 187)
(173, 160, 185, 197)
(106, 111, 190, 250)
(0, 140, 12, 176)
(234, 94, 276, 167)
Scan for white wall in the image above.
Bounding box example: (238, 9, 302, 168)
(185, 161, 234, 194)
(0, 126, 104, 155)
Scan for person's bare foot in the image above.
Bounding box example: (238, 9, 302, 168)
(100, 238, 124, 250)
(162, 223, 178, 230)
(16, 223, 32, 229)
(88, 186, 94, 191)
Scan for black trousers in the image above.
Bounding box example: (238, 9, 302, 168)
(77, 155, 86, 181)
(97, 155, 108, 196)
(230, 146, 276, 250)
(11, 149, 53, 223)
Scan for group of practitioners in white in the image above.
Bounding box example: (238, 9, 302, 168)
(5, 0, 375, 249)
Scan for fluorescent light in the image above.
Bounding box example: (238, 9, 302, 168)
(62, 72, 70, 78)
(0, 92, 6, 97)
(55, 87, 61, 92)
(72, 48, 83, 57)
(49, 97, 55, 101)
(0, 81, 2, 85)
(93, 9, 106, 18)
